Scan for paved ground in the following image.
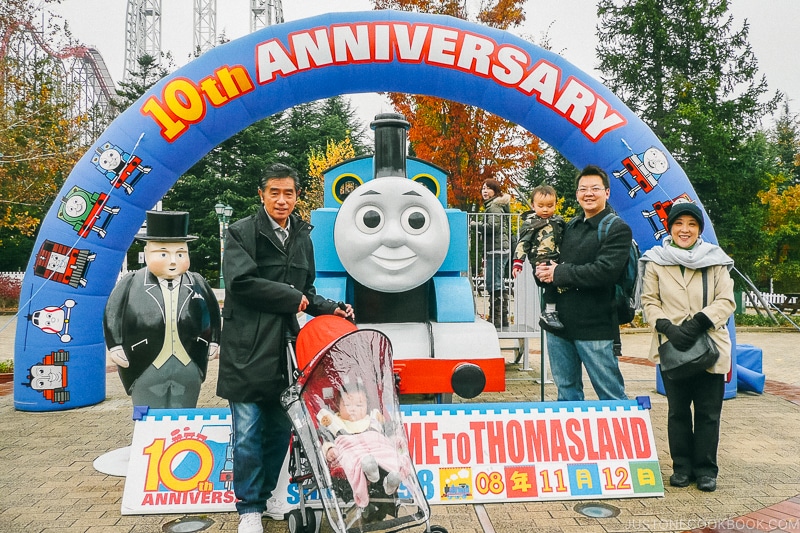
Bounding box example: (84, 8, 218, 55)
(1, 314, 800, 533)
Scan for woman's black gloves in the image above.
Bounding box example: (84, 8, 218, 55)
(679, 312, 713, 339)
(655, 313, 713, 351)
(655, 319, 695, 351)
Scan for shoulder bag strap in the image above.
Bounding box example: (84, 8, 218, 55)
(596, 212, 618, 241)
(596, 212, 622, 351)
(701, 268, 708, 308)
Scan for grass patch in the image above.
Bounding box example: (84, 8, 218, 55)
(734, 312, 795, 327)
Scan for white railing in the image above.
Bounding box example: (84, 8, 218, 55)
(748, 291, 789, 305)
(467, 212, 543, 371)
(0, 272, 24, 281)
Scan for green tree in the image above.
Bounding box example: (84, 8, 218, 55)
(319, 96, 370, 154)
(596, 0, 780, 275)
(162, 97, 368, 283)
(753, 103, 800, 291)
(111, 54, 174, 110)
(756, 175, 800, 292)
(520, 145, 579, 216)
(771, 99, 800, 187)
(162, 115, 284, 282)
(277, 96, 368, 192)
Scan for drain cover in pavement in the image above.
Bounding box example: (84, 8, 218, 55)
(162, 516, 214, 532)
(574, 502, 620, 518)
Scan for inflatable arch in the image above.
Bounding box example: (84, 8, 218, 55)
(13, 10, 726, 411)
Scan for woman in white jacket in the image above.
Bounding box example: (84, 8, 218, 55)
(640, 201, 735, 493)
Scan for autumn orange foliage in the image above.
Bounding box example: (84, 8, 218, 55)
(758, 178, 800, 233)
(389, 95, 539, 209)
(371, 0, 541, 210)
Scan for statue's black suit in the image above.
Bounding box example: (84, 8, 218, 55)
(103, 268, 221, 398)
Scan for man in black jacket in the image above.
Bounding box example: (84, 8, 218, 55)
(217, 163, 353, 533)
(535, 165, 630, 401)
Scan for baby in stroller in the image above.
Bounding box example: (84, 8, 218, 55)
(318, 382, 411, 509)
(282, 315, 440, 533)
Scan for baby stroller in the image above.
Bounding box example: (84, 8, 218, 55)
(280, 315, 447, 533)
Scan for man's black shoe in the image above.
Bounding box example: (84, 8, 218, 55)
(669, 473, 692, 487)
(539, 311, 564, 331)
(696, 476, 716, 492)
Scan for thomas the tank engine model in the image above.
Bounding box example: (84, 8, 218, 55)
(310, 114, 505, 399)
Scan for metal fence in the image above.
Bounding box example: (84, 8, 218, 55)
(467, 212, 543, 371)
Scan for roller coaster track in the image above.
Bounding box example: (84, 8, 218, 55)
(1, 18, 118, 142)
(2, 1, 286, 142)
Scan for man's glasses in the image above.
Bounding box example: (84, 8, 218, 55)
(577, 186, 607, 194)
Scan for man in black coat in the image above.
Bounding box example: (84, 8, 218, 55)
(103, 210, 221, 409)
(535, 165, 631, 401)
(217, 163, 353, 533)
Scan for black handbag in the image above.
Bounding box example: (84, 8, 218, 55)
(657, 269, 720, 380)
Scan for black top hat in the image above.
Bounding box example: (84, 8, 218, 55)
(136, 210, 198, 242)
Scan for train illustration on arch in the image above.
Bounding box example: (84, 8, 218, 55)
(310, 114, 505, 399)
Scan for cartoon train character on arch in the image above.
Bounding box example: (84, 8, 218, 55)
(310, 114, 505, 399)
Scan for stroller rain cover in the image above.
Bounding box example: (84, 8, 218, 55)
(282, 315, 431, 533)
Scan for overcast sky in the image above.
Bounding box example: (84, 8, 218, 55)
(46, 0, 798, 131)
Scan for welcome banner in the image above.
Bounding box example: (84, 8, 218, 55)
(121, 399, 661, 514)
(403, 399, 663, 504)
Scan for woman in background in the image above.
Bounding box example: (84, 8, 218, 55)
(473, 179, 511, 328)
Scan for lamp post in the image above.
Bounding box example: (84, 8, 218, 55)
(214, 203, 233, 289)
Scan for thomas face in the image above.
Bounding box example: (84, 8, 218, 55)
(31, 308, 65, 333)
(98, 148, 121, 171)
(64, 196, 87, 218)
(28, 364, 64, 391)
(334, 177, 449, 293)
(643, 148, 668, 174)
(144, 241, 190, 280)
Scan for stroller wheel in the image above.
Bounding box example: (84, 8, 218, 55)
(287, 508, 317, 533)
(428, 526, 448, 533)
